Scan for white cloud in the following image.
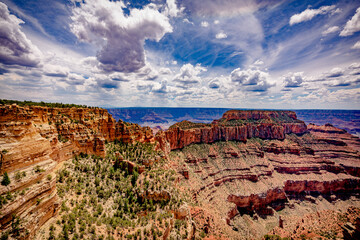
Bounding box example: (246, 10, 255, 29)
(289, 5, 336, 26)
(159, 67, 172, 75)
(283, 72, 304, 88)
(209, 78, 220, 89)
(201, 21, 209, 27)
(70, 0, 172, 73)
(351, 40, 360, 49)
(340, 7, 360, 36)
(109, 72, 130, 82)
(215, 32, 227, 39)
(230, 68, 274, 92)
(326, 67, 344, 78)
(214, 20, 220, 24)
(299, 88, 360, 104)
(164, 0, 183, 17)
(183, 18, 193, 24)
(349, 62, 360, 69)
(43, 64, 69, 78)
(254, 60, 264, 66)
(0, 2, 42, 67)
(322, 26, 340, 35)
(173, 63, 206, 88)
(152, 81, 168, 94)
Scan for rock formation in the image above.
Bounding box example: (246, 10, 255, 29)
(162, 110, 307, 150)
(164, 110, 360, 238)
(1, 106, 360, 239)
(0, 104, 154, 238)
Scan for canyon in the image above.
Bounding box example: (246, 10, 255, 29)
(1, 104, 359, 239)
(0, 104, 154, 239)
(161, 109, 360, 238)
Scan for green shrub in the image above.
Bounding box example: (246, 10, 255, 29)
(1, 172, 10, 186)
(34, 165, 45, 173)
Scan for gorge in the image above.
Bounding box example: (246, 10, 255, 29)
(0, 103, 359, 239)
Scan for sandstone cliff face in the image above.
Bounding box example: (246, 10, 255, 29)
(0, 104, 154, 238)
(168, 113, 360, 238)
(162, 110, 307, 150)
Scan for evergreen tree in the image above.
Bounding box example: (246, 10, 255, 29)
(1, 172, 10, 186)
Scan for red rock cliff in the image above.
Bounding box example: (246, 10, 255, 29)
(163, 110, 307, 150)
(0, 104, 154, 238)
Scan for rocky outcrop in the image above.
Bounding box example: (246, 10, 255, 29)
(162, 110, 307, 150)
(168, 117, 360, 239)
(0, 104, 155, 238)
(0, 104, 155, 171)
(228, 187, 287, 212)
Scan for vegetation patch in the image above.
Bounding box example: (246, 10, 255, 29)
(47, 141, 187, 239)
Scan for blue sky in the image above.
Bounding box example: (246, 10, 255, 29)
(0, 0, 359, 109)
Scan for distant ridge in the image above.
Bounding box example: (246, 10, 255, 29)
(107, 108, 360, 136)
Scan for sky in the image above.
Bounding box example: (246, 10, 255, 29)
(0, 0, 360, 109)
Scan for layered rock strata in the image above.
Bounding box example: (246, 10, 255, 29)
(0, 104, 155, 238)
(166, 110, 360, 238)
(163, 110, 307, 150)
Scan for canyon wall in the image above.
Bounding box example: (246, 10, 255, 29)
(0, 104, 154, 238)
(166, 110, 360, 237)
(163, 110, 307, 150)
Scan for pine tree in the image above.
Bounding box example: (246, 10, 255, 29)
(1, 172, 10, 186)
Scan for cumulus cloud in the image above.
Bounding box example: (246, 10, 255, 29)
(0, 2, 41, 67)
(65, 73, 86, 85)
(289, 5, 336, 26)
(92, 74, 119, 89)
(340, 7, 360, 36)
(164, 0, 183, 17)
(322, 26, 340, 35)
(70, 0, 172, 73)
(173, 63, 206, 88)
(109, 72, 130, 82)
(159, 67, 172, 75)
(352, 41, 360, 49)
(283, 72, 303, 88)
(137, 83, 153, 92)
(152, 81, 168, 94)
(326, 79, 353, 87)
(326, 67, 344, 78)
(209, 78, 220, 89)
(230, 68, 274, 92)
(349, 62, 360, 69)
(136, 65, 159, 81)
(44, 64, 69, 78)
(215, 32, 227, 39)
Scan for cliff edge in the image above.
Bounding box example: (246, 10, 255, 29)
(0, 104, 154, 238)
